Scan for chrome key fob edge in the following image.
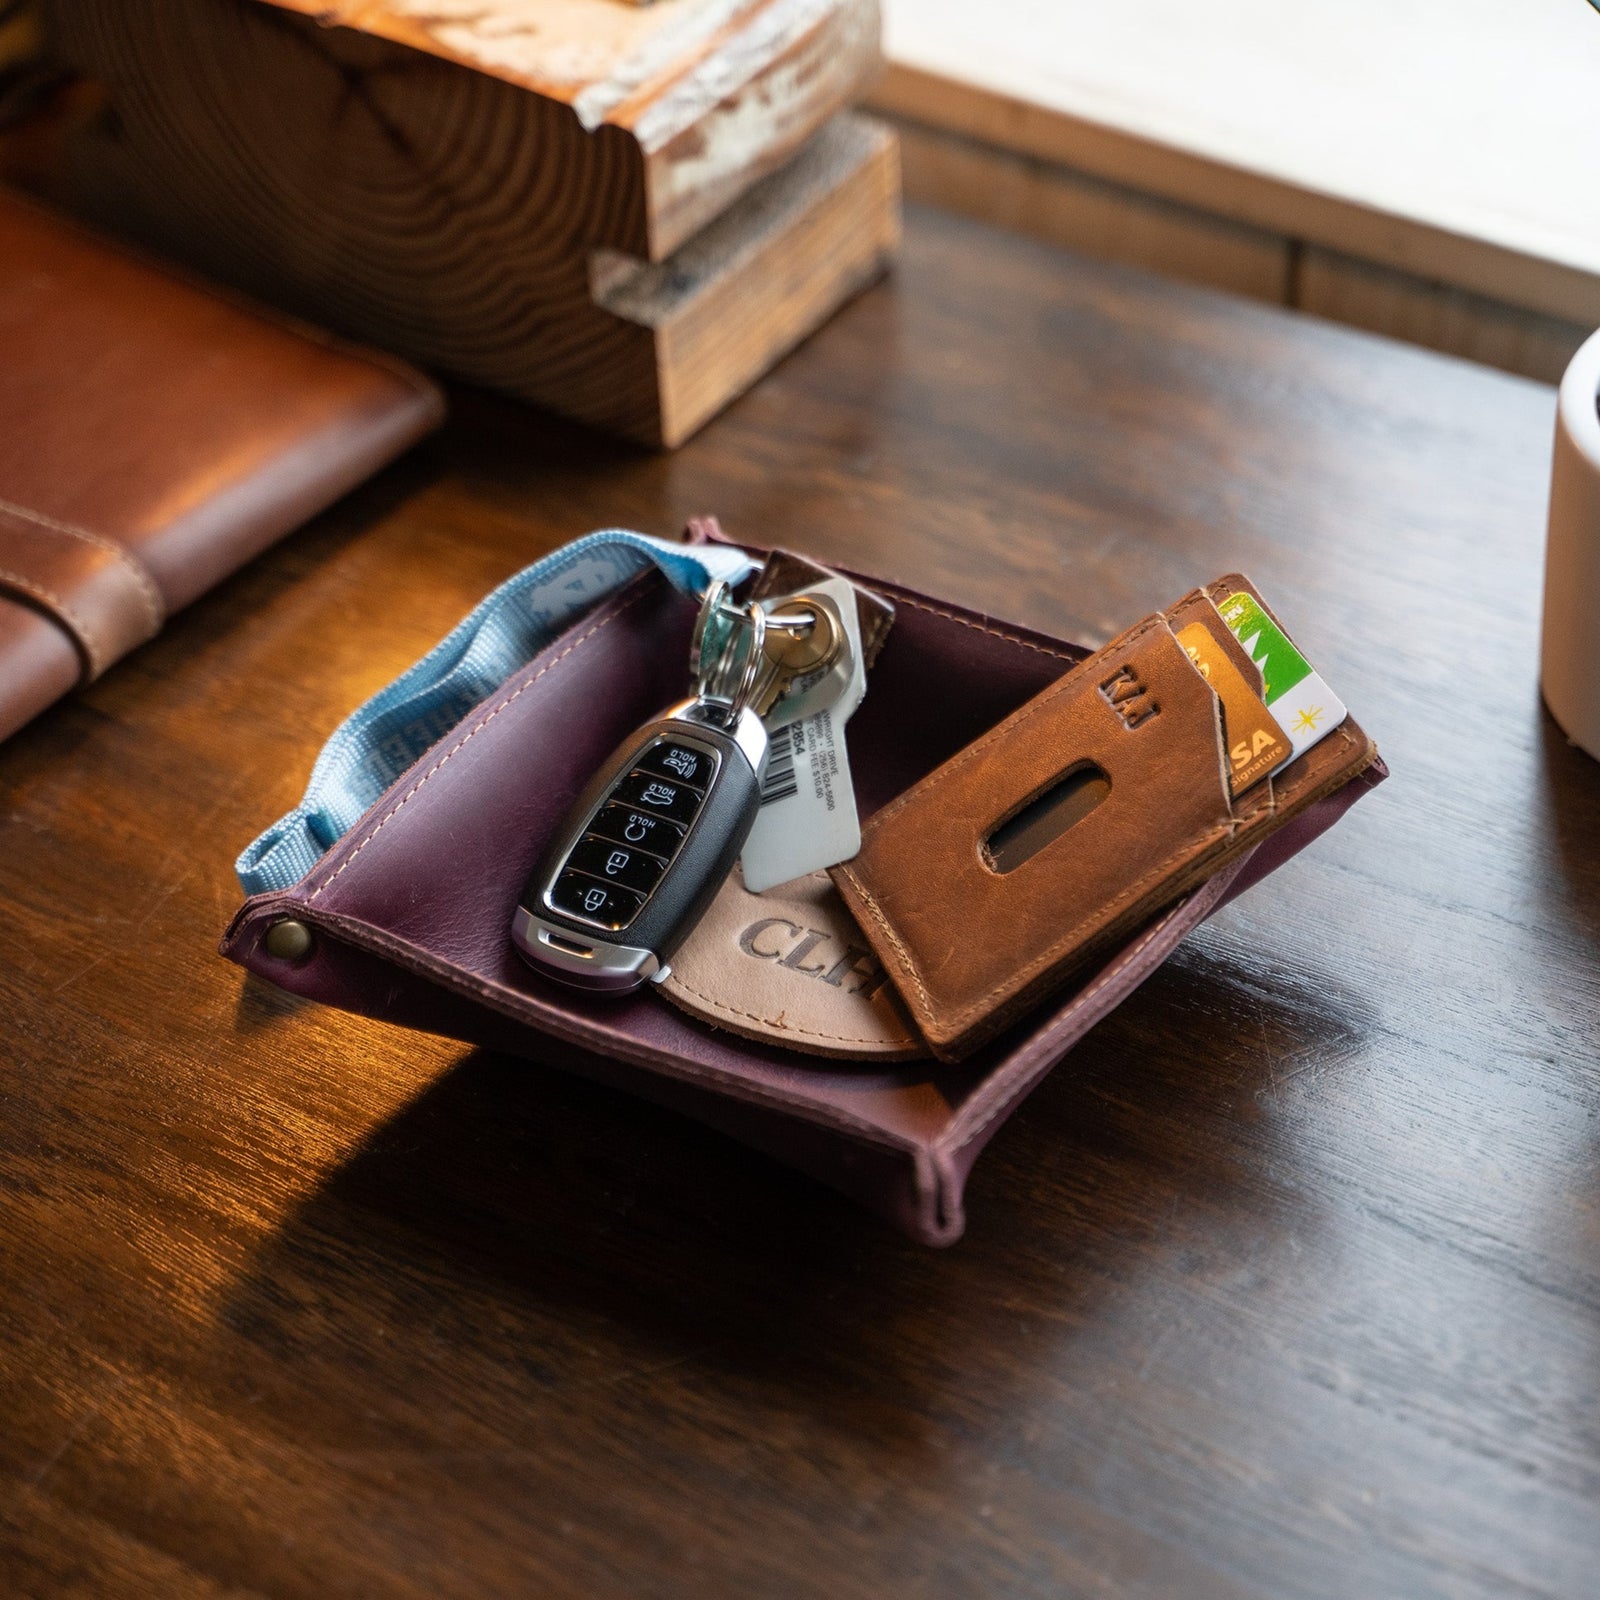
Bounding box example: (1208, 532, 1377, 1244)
(512, 699, 767, 993)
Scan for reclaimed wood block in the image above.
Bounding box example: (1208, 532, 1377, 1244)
(38, 0, 899, 446)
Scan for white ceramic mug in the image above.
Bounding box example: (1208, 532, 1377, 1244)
(1542, 327, 1600, 760)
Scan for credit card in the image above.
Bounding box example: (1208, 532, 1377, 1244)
(1175, 617, 1291, 794)
(1216, 588, 1347, 763)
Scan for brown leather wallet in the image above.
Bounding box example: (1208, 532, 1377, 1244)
(0, 187, 445, 744)
(831, 577, 1380, 1061)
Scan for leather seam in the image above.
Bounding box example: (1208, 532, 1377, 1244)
(859, 717, 1369, 1045)
(0, 496, 167, 641)
(868, 815, 1237, 1041)
(888, 592, 1079, 661)
(665, 973, 921, 1048)
(308, 589, 650, 901)
(952, 824, 1235, 1026)
(285, 332, 440, 408)
(835, 860, 936, 1019)
(274, 907, 925, 1154)
(839, 612, 1254, 1038)
(0, 564, 106, 678)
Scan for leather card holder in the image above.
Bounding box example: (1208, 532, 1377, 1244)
(830, 576, 1379, 1061)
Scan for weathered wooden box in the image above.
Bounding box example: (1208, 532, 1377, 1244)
(37, 0, 900, 445)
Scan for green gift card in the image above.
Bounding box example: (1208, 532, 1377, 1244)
(1217, 591, 1312, 704)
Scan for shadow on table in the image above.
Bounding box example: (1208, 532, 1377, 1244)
(214, 940, 1364, 1443)
(1537, 708, 1600, 949)
(231, 972, 314, 1030)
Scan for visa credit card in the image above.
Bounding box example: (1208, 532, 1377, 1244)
(1174, 616, 1291, 795)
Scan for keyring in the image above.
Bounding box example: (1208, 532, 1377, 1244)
(690, 580, 736, 687)
(691, 582, 766, 716)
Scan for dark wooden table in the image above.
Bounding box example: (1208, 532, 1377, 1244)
(3, 204, 1597, 1600)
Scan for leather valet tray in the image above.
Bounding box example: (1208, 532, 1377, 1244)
(222, 549, 1385, 1245)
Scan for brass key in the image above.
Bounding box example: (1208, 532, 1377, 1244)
(751, 594, 842, 717)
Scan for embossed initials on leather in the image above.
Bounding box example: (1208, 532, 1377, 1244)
(661, 868, 926, 1059)
(1097, 662, 1160, 729)
(737, 916, 890, 999)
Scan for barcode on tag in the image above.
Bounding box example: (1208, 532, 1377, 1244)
(741, 706, 861, 892)
(740, 571, 871, 893)
(760, 724, 802, 806)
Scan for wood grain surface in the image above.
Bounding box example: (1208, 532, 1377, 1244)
(37, 0, 890, 445)
(3, 204, 1597, 1599)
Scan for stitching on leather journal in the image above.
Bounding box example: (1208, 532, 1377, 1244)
(309, 588, 652, 901)
(0, 565, 105, 678)
(0, 497, 166, 638)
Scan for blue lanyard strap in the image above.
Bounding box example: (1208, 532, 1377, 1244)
(236, 529, 758, 895)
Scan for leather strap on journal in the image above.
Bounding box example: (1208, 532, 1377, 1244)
(0, 500, 166, 681)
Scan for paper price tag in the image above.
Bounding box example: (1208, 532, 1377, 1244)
(740, 576, 867, 893)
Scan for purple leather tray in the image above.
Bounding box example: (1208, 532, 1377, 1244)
(221, 551, 1384, 1244)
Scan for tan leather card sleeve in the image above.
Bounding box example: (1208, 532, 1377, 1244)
(830, 577, 1378, 1060)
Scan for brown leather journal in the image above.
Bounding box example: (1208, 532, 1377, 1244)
(0, 187, 445, 743)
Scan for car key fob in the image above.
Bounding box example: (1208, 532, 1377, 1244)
(511, 573, 846, 994)
(511, 699, 768, 991)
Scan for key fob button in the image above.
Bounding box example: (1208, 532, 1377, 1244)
(549, 869, 646, 929)
(615, 771, 702, 826)
(635, 741, 713, 791)
(567, 835, 666, 895)
(588, 802, 685, 859)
